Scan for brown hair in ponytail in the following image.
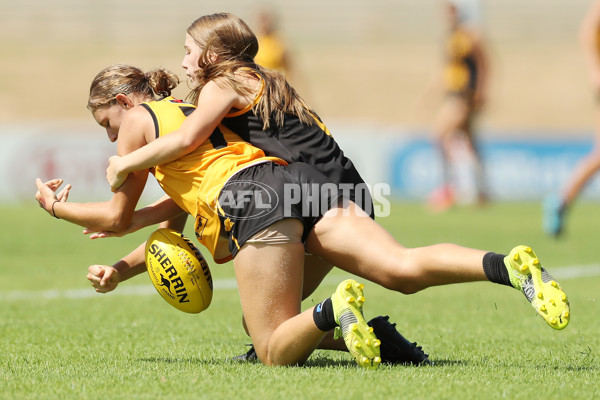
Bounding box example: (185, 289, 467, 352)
(186, 13, 315, 129)
(87, 64, 179, 111)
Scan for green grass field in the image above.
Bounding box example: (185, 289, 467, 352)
(1, 202, 599, 399)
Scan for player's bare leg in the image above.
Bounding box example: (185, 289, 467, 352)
(306, 201, 569, 329)
(462, 115, 488, 205)
(237, 253, 426, 358)
(545, 113, 600, 236)
(233, 228, 326, 366)
(301, 254, 347, 350)
(306, 201, 487, 294)
(430, 97, 471, 210)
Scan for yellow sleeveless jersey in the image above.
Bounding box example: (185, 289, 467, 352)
(444, 28, 478, 94)
(140, 97, 285, 263)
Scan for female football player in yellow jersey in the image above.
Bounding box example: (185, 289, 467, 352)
(38, 14, 569, 368)
(37, 63, 430, 367)
(92, 12, 566, 362)
(428, 1, 489, 212)
(544, 0, 600, 236)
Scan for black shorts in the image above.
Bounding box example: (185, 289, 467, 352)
(345, 180, 374, 219)
(217, 162, 341, 258)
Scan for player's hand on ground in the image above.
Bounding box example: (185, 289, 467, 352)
(35, 178, 72, 214)
(106, 155, 128, 191)
(87, 265, 120, 293)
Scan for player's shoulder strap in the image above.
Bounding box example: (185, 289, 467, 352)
(140, 96, 196, 138)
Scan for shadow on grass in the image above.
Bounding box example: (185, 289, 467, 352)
(138, 356, 222, 365)
(304, 355, 461, 369)
(562, 364, 599, 371)
(138, 356, 472, 369)
(423, 359, 468, 367)
(303, 358, 361, 368)
(137, 355, 357, 368)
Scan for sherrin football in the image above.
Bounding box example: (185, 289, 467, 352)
(145, 228, 213, 313)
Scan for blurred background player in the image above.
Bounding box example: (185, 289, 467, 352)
(544, 0, 600, 237)
(427, 0, 489, 212)
(254, 9, 292, 77)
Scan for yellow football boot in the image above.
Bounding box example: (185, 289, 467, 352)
(505, 245, 570, 330)
(331, 279, 381, 369)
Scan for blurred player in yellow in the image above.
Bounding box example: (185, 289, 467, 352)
(429, 0, 489, 212)
(254, 9, 291, 75)
(544, 0, 600, 236)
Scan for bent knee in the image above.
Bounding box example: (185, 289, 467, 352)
(379, 277, 424, 295)
(377, 257, 427, 295)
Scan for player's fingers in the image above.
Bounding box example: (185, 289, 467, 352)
(88, 232, 109, 240)
(106, 156, 125, 192)
(87, 275, 102, 289)
(56, 186, 71, 202)
(87, 272, 101, 285)
(88, 264, 103, 273)
(42, 178, 62, 186)
(112, 176, 125, 192)
(83, 229, 111, 239)
(35, 178, 58, 200)
(87, 264, 105, 279)
(35, 178, 46, 192)
(61, 184, 71, 202)
(100, 268, 114, 287)
(44, 178, 63, 190)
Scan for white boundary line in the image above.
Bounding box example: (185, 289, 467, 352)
(1, 264, 599, 303)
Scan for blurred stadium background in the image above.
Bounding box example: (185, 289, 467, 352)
(2, 5, 599, 397)
(1, 0, 598, 202)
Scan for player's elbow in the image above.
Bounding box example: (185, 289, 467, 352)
(104, 207, 132, 232)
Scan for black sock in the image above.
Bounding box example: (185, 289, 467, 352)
(312, 298, 337, 331)
(482, 252, 512, 287)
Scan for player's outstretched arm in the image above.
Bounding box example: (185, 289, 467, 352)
(87, 241, 148, 293)
(106, 80, 239, 191)
(36, 105, 154, 232)
(83, 195, 186, 239)
(86, 207, 188, 293)
(35, 168, 148, 232)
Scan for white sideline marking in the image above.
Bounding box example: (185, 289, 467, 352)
(0, 277, 238, 302)
(1, 264, 599, 303)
